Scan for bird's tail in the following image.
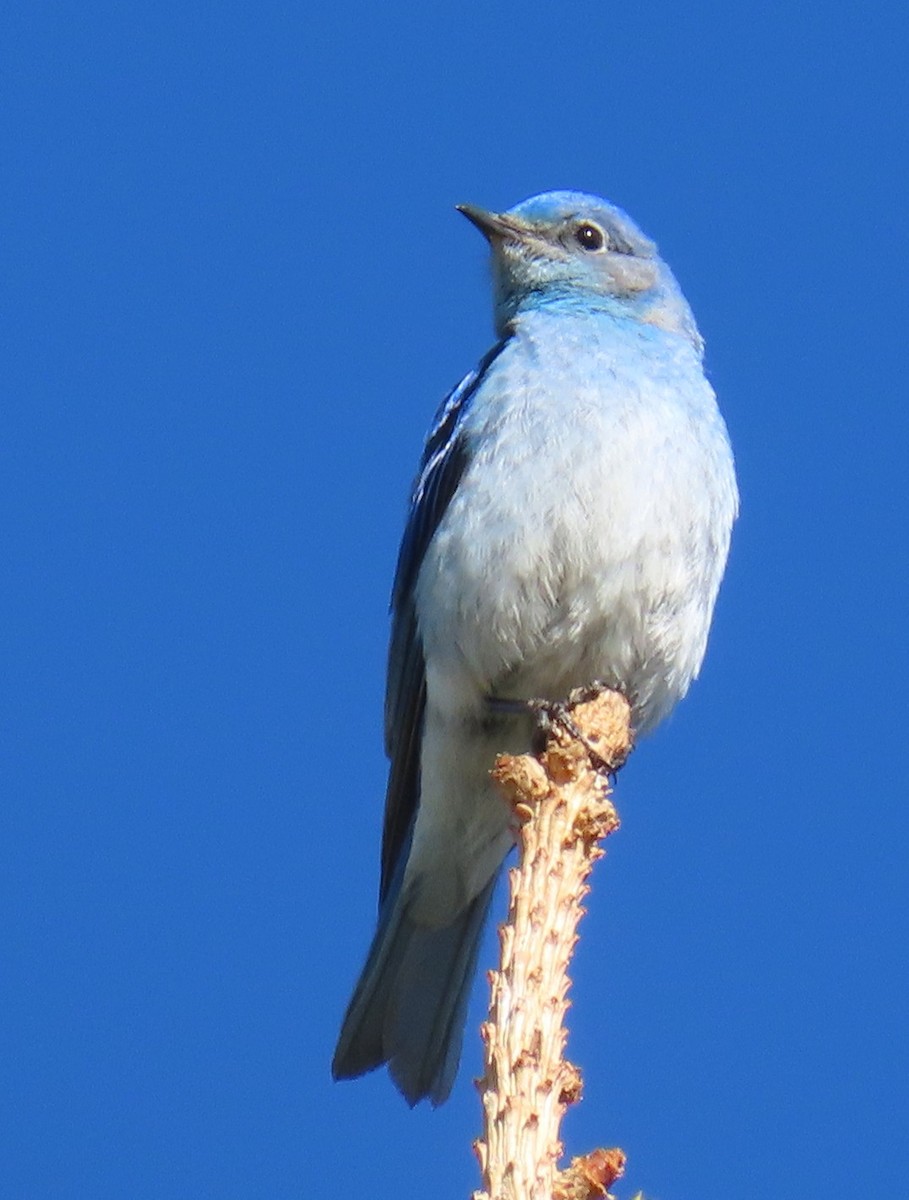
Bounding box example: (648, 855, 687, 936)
(331, 874, 497, 1106)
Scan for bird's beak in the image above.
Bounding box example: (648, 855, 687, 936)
(456, 204, 535, 244)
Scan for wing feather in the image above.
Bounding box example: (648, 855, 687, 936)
(379, 339, 510, 903)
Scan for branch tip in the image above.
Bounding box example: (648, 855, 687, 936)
(473, 686, 632, 1200)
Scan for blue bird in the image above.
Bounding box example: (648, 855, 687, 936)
(332, 191, 738, 1106)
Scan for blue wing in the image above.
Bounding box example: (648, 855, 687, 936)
(379, 338, 510, 904)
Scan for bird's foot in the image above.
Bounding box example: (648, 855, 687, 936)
(488, 682, 622, 776)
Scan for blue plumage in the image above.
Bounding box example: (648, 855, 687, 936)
(333, 191, 737, 1105)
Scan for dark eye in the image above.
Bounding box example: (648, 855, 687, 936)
(574, 222, 606, 252)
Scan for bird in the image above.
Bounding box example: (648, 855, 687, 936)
(332, 190, 738, 1107)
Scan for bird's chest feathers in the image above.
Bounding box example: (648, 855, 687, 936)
(463, 328, 703, 554)
(415, 319, 721, 687)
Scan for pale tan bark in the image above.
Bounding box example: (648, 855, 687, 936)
(472, 689, 633, 1200)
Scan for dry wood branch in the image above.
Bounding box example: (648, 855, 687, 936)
(472, 689, 632, 1200)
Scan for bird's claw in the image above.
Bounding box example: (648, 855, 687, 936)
(487, 682, 619, 776)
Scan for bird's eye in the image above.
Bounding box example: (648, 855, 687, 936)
(574, 222, 606, 252)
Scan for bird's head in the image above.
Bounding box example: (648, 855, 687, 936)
(458, 190, 700, 347)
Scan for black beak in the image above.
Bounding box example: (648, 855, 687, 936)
(456, 204, 533, 243)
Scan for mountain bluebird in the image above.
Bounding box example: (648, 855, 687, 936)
(332, 191, 738, 1106)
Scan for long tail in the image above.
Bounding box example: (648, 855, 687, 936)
(332, 874, 497, 1106)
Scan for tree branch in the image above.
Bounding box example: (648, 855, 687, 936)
(472, 688, 633, 1200)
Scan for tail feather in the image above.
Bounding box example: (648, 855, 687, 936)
(332, 875, 497, 1106)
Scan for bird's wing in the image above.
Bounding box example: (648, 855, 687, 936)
(379, 338, 510, 905)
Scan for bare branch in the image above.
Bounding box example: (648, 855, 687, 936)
(473, 689, 632, 1200)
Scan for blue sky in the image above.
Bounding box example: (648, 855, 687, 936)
(2, 2, 907, 1197)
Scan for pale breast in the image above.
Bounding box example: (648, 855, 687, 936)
(415, 310, 737, 730)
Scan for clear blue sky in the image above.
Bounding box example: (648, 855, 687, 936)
(2, 3, 907, 1197)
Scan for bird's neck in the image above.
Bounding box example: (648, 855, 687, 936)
(495, 289, 701, 353)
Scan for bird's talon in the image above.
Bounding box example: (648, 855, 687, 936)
(489, 692, 615, 775)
